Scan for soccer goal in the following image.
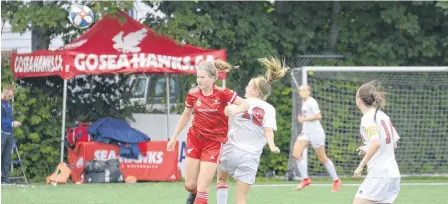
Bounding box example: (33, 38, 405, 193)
(287, 66, 448, 179)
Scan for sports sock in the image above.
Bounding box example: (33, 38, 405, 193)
(323, 159, 339, 181)
(216, 183, 228, 204)
(296, 148, 309, 178)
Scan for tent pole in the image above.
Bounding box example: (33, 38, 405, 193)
(165, 74, 170, 140)
(60, 79, 68, 163)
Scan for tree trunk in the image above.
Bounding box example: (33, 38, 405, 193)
(31, 27, 51, 52)
(328, 1, 342, 52)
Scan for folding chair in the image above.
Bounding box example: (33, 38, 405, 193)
(9, 141, 28, 184)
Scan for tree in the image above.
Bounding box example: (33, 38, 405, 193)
(1, 0, 135, 179)
(144, 1, 448, 176)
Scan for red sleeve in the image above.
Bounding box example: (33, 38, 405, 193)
(221, 89, 238, 104)
(185, 92, 195, 108)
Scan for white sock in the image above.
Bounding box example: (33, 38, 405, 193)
(216, 183, 228, 204)
(323, 159, 339, 181)
(296, 148, 309, 179)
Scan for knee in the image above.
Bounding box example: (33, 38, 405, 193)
(184, 181, 197, 192)
(317, 154, 328, 163)
(293, 152, 302, 160)
(217, 177, 228, 185)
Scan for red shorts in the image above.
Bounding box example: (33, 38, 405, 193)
(186, 133, 223, 163)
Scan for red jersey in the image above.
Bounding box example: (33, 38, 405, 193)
(185, 85, 238, 143)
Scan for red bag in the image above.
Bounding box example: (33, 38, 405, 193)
(67, 122, 91, 146)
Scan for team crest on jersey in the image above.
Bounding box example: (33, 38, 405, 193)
(196, 99, 201, 106)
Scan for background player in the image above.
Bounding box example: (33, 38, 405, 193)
(292, 84, 341, 192)
(166, 60, 249, 204)
(353, 81, 401, 204)
(215, 57, 288, 204)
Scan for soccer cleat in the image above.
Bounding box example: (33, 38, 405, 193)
(331, 179, 341, 192)
(296, 178, 312, 190)
(186, 192, 197, 204)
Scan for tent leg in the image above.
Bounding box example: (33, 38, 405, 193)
(60, 79, 68, 163)
(166, 75, 170, 140)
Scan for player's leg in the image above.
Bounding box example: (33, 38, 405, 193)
(185, 134, 202, 204)
(216, 168, 230, 204)
(185, 157, 201, 203)
(312, 132, 341, 192)
(235, 179, 251, 204)
(293, 134, 311, 190)
(194, 140, 223, 204)
(232, 150, 258, 204)
(195, 161, 219, 204)
(352, 197, 376, 204)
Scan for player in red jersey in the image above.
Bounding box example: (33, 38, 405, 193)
(167, 60, 249, 204)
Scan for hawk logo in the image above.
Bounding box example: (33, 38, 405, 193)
(76, 157, 84, 169)
(112, 28, 148, 53)
(196, 99, 201, 107)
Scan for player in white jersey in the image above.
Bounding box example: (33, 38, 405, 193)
(353, 81, 401, 204)
(216, 56, 289, 204)
(292, 85, 341, 192)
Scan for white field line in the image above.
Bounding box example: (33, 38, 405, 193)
(252, 183, 448, 187)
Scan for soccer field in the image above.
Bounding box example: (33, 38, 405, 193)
(2, 179, 448, 204)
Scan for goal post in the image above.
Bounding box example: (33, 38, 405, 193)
(288, 66, 448, 179)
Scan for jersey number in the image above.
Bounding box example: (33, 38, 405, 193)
(242, 107, 265, 126)
(380, 120, 394, 144)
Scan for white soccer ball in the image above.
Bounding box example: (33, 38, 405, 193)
(68, 5, 94, 29)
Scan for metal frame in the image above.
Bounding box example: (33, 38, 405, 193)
(288, 65, 448, 180)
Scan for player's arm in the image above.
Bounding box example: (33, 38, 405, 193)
(264, 106, 279, 153)
(170, 107, 193, 141)
(303, 100, 322, 122)
(233, 97, 250, 114)
(171, 93, 195, 141)
(357, 125, 380, 169)
(303, 113, 322, 122)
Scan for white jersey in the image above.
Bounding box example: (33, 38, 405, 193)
(360, 109, 400, 178)
(301, 97, 324, 133)
(227, 97, 277, 155)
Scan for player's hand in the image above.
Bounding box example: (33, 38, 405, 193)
(297, 115, 305, 124)
(13, 121, 21, 127)
(269, 146, 280, 154)
(356, 146, 367, 156)
(224, 104, 239, 116)
(166, 139, 176, 152)
(353, 166, 363, 177)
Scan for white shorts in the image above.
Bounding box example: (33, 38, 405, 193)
(355, 177, 401, 203)
(299, 131, 326, 148)
(219, 144, 260, 185)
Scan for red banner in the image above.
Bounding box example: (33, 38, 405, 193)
(10, 11, 227, 80)
(67, 141, 181, 183)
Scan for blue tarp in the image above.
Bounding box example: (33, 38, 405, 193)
(87, 117, 150, 159)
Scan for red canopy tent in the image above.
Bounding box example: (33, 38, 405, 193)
(11, 11, 226, 163)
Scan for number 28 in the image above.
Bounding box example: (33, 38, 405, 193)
(242, 107, 265, 126)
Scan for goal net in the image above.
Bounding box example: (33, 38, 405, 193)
(289, 66, 448, 178)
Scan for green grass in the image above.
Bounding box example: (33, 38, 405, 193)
(2, 179, 448, 204)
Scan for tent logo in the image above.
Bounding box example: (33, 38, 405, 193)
(112, 28, 148, 53)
